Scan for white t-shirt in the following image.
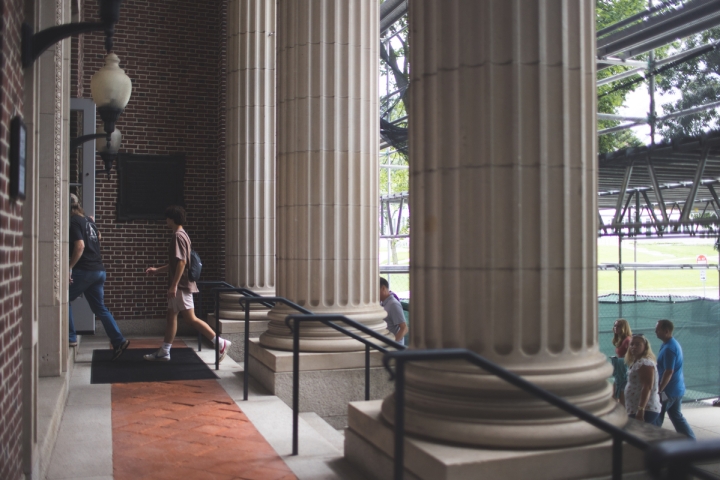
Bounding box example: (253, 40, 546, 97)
(624, 358, 661, 415)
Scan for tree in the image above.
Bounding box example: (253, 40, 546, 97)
(656, 27, 720, 139)
(380, 18, 411, 265)
(380, 18, 410, 158)
(596, 0, 648, 153)
(380, 146, 409, 266)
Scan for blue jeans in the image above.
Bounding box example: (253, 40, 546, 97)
(653, 395, 696, 439)
(628, 411, 660, 424)
(68, 269, 125, 348)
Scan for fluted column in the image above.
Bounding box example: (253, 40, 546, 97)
(380, 0, 626, 448)
(226, 0, 276, 298)
(260, 0, 387, 351)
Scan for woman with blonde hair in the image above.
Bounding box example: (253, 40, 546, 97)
(624, 334, 661, 423)
(611, 319, 632, 405)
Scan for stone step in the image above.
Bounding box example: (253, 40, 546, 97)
(202, 314, 269, 363)
(299, 412, 345, 453)
(191, 340, 370, 480)
(205, 312, 269, 334)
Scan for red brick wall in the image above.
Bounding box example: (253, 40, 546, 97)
(0, 0, 25, 476)
(82, 0, 227, 320)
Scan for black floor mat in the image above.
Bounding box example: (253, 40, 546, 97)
(90, 347, 218, 384)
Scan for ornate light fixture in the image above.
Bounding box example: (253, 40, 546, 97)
(90, 53, 132, 153)
(23, 0, 131, 174)
(98, 127, 122, 174)
(22, 0, 124, 67)
(71, 126, 121, 175)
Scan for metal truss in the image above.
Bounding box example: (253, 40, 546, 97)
(377, 0, 720, 242)
(380, 0, 407, 35)
(599, 130, 720, 237)
(597, 0, 720, 60)
(380, 192, 409, 240)
(599, 262, 718, 271)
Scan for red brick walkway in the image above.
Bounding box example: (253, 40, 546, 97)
(111, 340, 296, 480)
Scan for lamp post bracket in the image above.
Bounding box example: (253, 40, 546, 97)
(22, 0, 124, 68)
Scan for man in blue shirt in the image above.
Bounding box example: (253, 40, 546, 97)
(652, 319, 695, 439)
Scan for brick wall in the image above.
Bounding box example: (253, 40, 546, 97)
(70, 1, 83, 191)
(0, 0, 25, 476)
(82, 0, 227, 321)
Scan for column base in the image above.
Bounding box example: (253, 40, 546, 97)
(346, 400, 684, 480)
(217, 291, 274, 319)
(386, 354, 628, 448)
(248, 339, 394, 428)
(259, 303, 389, 352)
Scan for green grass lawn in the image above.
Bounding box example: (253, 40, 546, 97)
(379, 244, 410, 265)
(381, 239, 720, 298)
(598, 239, 719, 296)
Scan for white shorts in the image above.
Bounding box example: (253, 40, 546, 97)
(168, 289, 194, 313)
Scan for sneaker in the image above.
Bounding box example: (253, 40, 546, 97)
(111, 340, 130, 360)
(218, 339, 232, 362)
(143, 348, 170, 362)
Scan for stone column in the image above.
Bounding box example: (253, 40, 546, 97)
(226, 0, 276, 297)
(260, 0, 387, 352)
(380, 0, 626, 448)
(37, 0, 71, 377)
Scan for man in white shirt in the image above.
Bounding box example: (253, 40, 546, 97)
(380, 277, 408, 344)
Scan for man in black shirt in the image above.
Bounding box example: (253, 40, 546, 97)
(69, 194, 129, 359)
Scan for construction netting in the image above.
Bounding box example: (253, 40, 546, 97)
(599, 294, 720, 402)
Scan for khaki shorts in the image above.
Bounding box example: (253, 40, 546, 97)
(168, 289, 194, 313)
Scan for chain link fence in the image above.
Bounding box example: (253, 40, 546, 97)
(599, 294, 720, 401)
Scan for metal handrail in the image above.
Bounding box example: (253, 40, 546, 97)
(382, 348, 720, 480)
(646, 439, 720, 480)
(236, 297, 312, 401)
(195, 281, 235, 351)
(285, 313, 406, 456)
(207, 287, 274, 370)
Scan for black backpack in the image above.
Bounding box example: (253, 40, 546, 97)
(188, 249, 202, 282)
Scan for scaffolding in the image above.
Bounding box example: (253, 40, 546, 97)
(377, 0, 720, 283)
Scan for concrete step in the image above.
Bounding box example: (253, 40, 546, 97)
(191, 340, 370, 480)
(300, 412, 345, 453)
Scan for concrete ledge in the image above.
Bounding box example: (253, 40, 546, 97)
(37, 342, 76, 479)
(249, 338, 385, 372)
(345, 400, 683, 480)
(206, 312, 269, 334)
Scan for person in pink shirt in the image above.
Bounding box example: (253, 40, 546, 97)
(144, 205, 231, 362)
(611, 318, 632, 406)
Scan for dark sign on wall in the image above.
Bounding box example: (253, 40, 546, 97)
(9, 116, 27, 200)
(116, 153, 185, 221)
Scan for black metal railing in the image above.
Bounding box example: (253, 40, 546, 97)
(646, 438, 720, 480)
(285, 313, 406, 456)
(195, 281, 235, 351)
(194, 282, 274, 370)
(208, 287, 274, 370)
(382, 349, 720, 480)
(236, 297, 312, 402)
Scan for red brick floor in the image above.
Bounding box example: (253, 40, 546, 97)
(112, 340, 296, 480)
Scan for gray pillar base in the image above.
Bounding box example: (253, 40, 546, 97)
(248, 339, 394, 428)
(206, 313, 269, 362)
(345, 400, 684, 480)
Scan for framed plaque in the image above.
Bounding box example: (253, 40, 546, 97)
(116, 153, 185, 221)
(9, 116, 26, 200)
